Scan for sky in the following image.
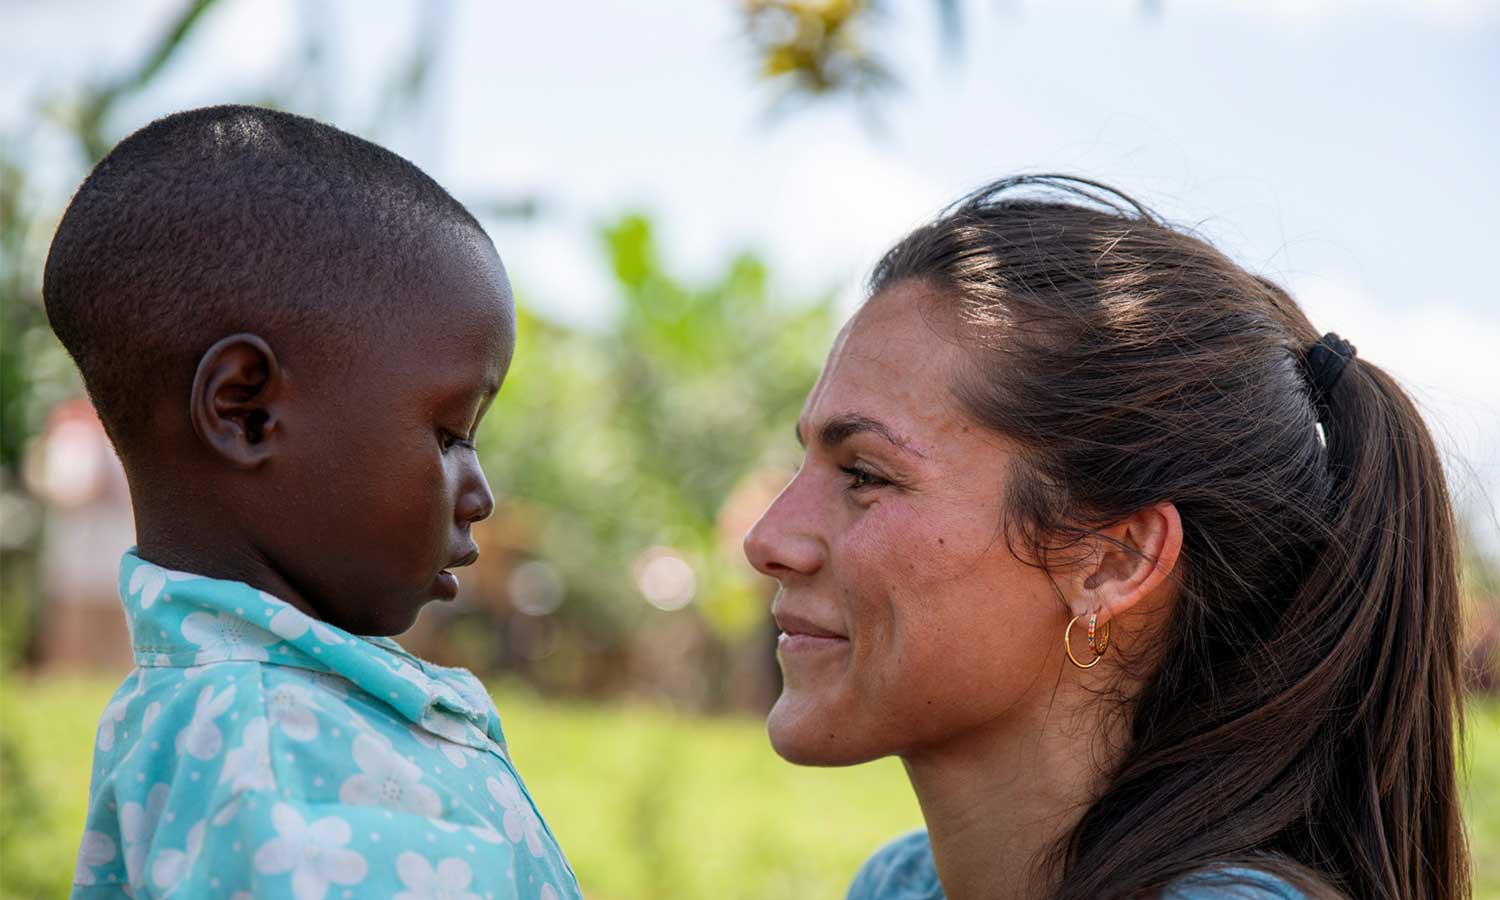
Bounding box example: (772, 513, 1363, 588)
(7, 0, 1498, 544)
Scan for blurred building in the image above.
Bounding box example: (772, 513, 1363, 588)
(25, 398, 135, 672)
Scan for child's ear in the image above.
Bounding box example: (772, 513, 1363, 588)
(189, 334, 285, 468)
(1068, 501, 1184, 624)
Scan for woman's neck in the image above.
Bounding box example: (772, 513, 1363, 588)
(901, 687, 1126, 900)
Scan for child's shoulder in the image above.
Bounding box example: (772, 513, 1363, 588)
(77, 659, 580, 898)
(91, 662, 343, 777)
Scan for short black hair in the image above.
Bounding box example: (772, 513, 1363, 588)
(44, 104, 488, 450)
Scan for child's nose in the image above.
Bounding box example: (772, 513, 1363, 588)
(457, 460, 495, 525)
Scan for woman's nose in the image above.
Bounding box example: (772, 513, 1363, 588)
(743, 480, 824, 579)
(456, 457, 495, 526)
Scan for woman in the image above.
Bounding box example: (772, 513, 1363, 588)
(743, 176, 1469, 900)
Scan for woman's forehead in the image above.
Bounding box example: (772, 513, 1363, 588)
(800, 285, 969, 449)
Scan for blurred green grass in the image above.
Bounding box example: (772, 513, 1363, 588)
(1, 675, 1495, 900)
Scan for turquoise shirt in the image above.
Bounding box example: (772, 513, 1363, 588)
(72, 551, 580, 900)
(847, 830, 1307, 900)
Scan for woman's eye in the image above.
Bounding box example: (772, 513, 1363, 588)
(839, 465, 887, 491)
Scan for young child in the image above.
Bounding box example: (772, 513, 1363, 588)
(46, 105, 580, 900)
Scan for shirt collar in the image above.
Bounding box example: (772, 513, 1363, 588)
(118, 550, 504, 750)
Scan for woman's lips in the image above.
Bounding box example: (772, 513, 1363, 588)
(772, 609, 849, 653)
(777, 631, 850, 654)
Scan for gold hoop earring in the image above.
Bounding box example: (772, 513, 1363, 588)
(1088, 612, 1110, 655)
(1064, 613, 1108, 669)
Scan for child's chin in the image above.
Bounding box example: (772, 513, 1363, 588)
(346, 596, 429, 638)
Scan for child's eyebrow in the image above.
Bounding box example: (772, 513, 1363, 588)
(469, 383, 501, 428)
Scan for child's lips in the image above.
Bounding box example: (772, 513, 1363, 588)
(435, 546, 479, 601)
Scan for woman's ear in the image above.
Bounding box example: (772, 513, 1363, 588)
(189, 333, 284, 469)
(1072, 501, 1183, 623)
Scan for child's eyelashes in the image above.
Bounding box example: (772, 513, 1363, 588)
(438, 430, 477, 453)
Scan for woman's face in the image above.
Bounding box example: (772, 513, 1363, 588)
(744, 281, 1068, 766)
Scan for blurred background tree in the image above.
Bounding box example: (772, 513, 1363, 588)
(3, 0, 1496, 700)
(0, 0, 844, 705)
(442, 214, 834, 708)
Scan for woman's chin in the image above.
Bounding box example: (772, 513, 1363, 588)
(766, 693, 880, 767)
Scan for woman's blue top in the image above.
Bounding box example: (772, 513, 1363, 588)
(846, 830, 1308, 900)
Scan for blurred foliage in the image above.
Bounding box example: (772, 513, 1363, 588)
(0, 0, 459, 480)
(48, 0, 221, 164)
(0, 0, 494, 669)
(479, 213, 832, 654)
(1, 0, 239, 670)
(0, 0, 834, 704)
(4, 0, 238, 489)
(1464, 526, 1500, 693)
(3, 0, 1496, 688)
(737, 0, 963, 122)
(742, 0, 896, 105)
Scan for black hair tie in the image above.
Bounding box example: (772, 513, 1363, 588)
(1302, 332, 1357, 408)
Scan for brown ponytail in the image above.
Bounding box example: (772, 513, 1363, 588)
(871, 175, 1470, 899)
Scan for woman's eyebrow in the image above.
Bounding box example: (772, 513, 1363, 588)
(795, 413, 927, 458)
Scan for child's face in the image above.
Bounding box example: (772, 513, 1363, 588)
(251, 227, 515, 635)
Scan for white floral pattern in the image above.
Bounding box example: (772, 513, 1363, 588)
(488, 773, 545, 857)
(389, 659, 438, 695)
(73, 830, 116, 886)
(219, 716, 275, 793)
(393, 852, 483, 900)
(181, 610, 278, 664)
(128, 561, 195, 609)
(266, 679, 322, 741)
(412, 717, 477, 768)
(308, 671, 352, 697)
(339, 733, 441, 816)
(151, 820, 205, 891)
(266, 594, 344, 645)
(120, 782, 170, 886)
(97, 670, 146, 751)
(97, 696, 130, 753)
(210, 797, 243, 827)
(175, 684, 236, 760)
(253, 803, 367, 900)
(141, 699, 162, 731)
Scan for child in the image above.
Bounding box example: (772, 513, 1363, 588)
(46, 105, 580, 900)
